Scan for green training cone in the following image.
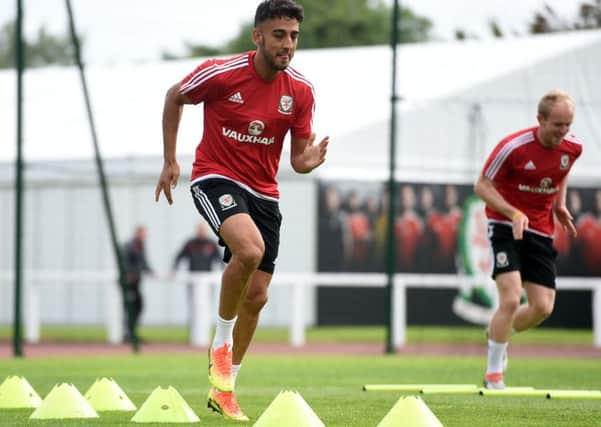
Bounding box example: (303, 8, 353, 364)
(131, 386, 199, 423)
(84, 377, 136, 411)
(377, 395, 443, 427)
(253, 390, 325, 427)
(0, 376, 42, 408)
(30, 383, 99, 419)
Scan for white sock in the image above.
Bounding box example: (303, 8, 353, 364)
(232, 364, 241, 388)
(212, 315, 237, 349)
(486, 339, 508, 375)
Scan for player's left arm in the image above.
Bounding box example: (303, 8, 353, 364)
(290, 133, 329, 174)
(555, 177, 577, 237)
(289, 85, 329, 174)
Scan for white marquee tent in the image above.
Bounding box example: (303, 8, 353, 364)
(1, 30, 600, 331)
(1, 29, 600, 181)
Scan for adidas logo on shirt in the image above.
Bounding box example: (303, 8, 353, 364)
(524, 160, 536, 170)
(228, 92, 244, 104)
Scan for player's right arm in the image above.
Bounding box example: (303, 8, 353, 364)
(474, 175, 529, 240)
(155, 82, 193, 204)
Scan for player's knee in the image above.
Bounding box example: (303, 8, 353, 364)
(242, 290, 268, 315)
(499, 296, 521, 314)
(236, 243, 265, 270)
(532, 300, 554, 320)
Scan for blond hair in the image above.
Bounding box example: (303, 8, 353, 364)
(538, 90, 574, 118)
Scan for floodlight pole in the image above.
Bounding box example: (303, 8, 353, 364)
(13, 0, 25, 358)
(64, 0, 139, 352)
(385, 0, 400, 354)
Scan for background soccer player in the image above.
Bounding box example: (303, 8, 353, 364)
(121, 225, 154, 343)
(155, 0, 329, 420)
(171, 222, 221, 340)
(474, 90, 582, 389)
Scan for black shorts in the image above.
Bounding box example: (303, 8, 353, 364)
(190, 178, 282, 274)
(488, 223, 558, 289)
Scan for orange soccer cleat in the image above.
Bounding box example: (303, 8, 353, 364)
(207, 387, 249, 422)
(208, 343, 234, 391)
(484, 372, 505, 390)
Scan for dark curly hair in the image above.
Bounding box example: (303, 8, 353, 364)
(254, 0, 304, 26)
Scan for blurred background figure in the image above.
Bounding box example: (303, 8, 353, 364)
(554, 189, 583, 275)
(122, 225, 154, 343)
(373, 187, 390, 272)
(441, 184, 462, 260)
(344, 190, 372, 271)
(578, 189, 601, 276)
(318, 184, 348, 272)
(553, 210, 571, 273)
(416, 184, 441, 272)
(172, 222, 222, 338)
(395, 184, 423, 271)
(364, 194, 382, 271)
(563, 188, 587, 275)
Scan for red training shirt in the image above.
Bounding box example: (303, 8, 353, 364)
(180, 51, 315, 200)
(481, 126, 582, 237)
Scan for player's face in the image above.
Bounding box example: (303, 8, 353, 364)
(537, 101, 574, 148)
(254, 17, 300, 72)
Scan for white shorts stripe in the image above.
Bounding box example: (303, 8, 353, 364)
(192, 186, 221, 231)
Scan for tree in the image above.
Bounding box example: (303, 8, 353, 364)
(167, 0, 432, 59)
(529, 1, 601, 34)
(576, 0, 601, 29)
(529, 5, 569, 34)
(489, 19, 504, 38)
(0, 20, 78, 69)
(454, 29, 467, 41)
(453, 28, 479, 41)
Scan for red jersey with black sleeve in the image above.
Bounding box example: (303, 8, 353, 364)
(481, 126, 582, 237)
(179, 51, 315, 200)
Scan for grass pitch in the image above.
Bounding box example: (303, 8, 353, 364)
(0, 352, 600, 426)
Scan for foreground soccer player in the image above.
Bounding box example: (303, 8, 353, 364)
(474, 90, 582, 389)
(155, 0, 328, 420)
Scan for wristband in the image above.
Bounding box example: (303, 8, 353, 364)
(512, 210, 523, 220)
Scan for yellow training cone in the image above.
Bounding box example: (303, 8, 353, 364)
(377, 395, 443, 427)
(253, 390, 325, 427)
(0, 376, 42, 408)
(131, 386, 199, 423)
(30, 383, 99, 419)
(84, 377, 136, 411)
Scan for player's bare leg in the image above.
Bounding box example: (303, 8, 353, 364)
(208, 214, 264, 392)
(485, 271, 521, 389)
(218, 214, 265, 319)
(207, 222, 267, 422)
(233, 270, 272, 366)
(512, 282, 555, 332)
(489, 272, 522, 342)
